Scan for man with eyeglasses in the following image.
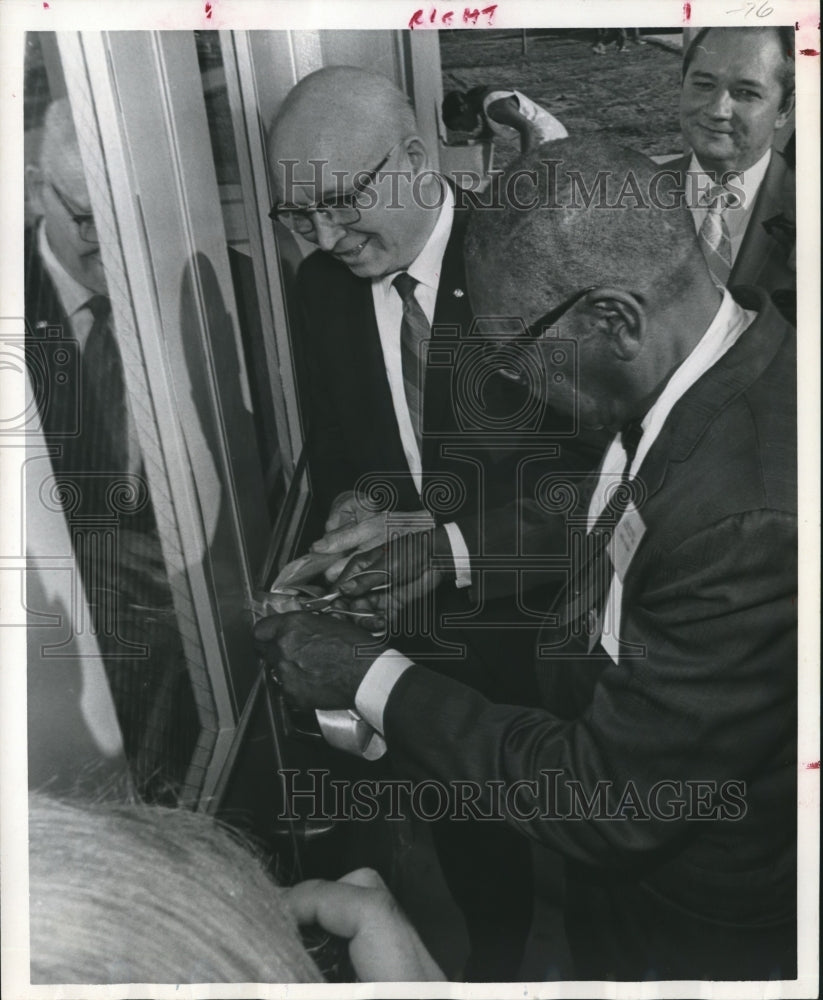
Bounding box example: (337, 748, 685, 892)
(26, 98, 107, 318)
(267, 66, 516, 569)
(257, 136, 797, 981)
(266, 66, 609, 981)
(25, 98, 183, 794)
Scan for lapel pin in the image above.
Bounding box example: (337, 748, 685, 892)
(452, 287, 465, 298)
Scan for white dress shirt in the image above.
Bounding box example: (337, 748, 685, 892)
(685, 148, 772, 265)
(593, 289, 757, 662)
(38, 222, 97, 349)
(370, 182, 472, 586)
(356, 289, 759, 733)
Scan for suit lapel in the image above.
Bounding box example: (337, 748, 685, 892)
(671, 151, 793, 293)
(25, 229, 78, 448)
(731, 152, 790, 287)
(633, 289, 790, 506)
(334, 272, 414, 488)
(545, 290, 790, 656)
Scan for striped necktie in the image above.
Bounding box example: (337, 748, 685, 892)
(698, 186, 733, 288)
(392, 272, 429, 449)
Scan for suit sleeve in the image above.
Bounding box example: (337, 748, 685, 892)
(384, 509, 797, 867)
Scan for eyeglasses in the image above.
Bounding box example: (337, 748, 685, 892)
(526, 286, 595, 337)
(269, 140, 402, 236)
(48, 181, 98, 243)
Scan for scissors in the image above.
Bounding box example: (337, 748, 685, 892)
(251, 571, 390, 619)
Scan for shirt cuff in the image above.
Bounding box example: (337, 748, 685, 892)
(443, 521, 473, 589)
(354, 649, 415, 735)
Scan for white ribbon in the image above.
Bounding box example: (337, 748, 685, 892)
(315, 709, 387, 760)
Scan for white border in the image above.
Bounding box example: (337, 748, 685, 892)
(1, 3, 819, 998)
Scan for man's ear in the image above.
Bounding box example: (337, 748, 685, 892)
(774, 91, 795, 131)
(585, 288, 646, 361)
(403, 136, 431, 176)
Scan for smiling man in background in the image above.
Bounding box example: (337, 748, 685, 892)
(675, 26, 795, 318)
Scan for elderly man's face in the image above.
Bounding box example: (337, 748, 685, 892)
(270, 126, 440, 280)
(34, 152, 107, 295)
(468, 272, 611, 430)
(680, 29, 792, 175)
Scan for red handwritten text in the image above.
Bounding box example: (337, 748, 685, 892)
(409, 5, 497, 30)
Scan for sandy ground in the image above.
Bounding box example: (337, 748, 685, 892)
(440, 28, 684, 168)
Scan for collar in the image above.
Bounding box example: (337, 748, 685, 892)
(687, 147, 772, 211)
(37, 220, 96, 318)
(631, 289, 758, 474)
(376, 179, 454, 296)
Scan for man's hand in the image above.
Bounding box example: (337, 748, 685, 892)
(333, 527, 448, 630)
(283, 867, 445, 982)
(253, 612, 386, 710)
(310, 492, 434, 583)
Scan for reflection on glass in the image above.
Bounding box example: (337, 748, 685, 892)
(195, 30, 286, 526)
(24, 33, 202, 804)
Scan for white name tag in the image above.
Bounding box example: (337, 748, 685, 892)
(608, 502, 647, 581)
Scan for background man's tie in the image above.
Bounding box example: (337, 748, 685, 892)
(698, 186, 733, 288)
(393, 272, 429, 450)
(79, 295, 128, 488)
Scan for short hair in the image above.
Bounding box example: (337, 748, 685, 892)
(39, 97, 82, 176)
(28, 793, 323, 984)
(682, 26, 795, 105)
(465, 136, 701, 314)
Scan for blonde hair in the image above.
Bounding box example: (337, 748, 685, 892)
(29, 793, 323, 984)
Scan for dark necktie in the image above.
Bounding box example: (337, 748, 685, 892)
(698, 186, 733, 288)
(568, 422, 644, 645)
(392, 272, 430, 450)
(78, 295, 128, 493)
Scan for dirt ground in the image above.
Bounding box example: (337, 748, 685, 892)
(440, 29, 684, 168)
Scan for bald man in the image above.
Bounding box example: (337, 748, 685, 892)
(268, 67, 475, 548)
(267, 66, 602, 584)
(673, 27, 796, 320)
(257, 137, 797, 980)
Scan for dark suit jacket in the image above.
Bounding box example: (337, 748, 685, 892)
(295, 190, 482, 530)
(382, 289, 798, 979)
(671, 150, 796, 321)
(24, 227, 151, 523)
